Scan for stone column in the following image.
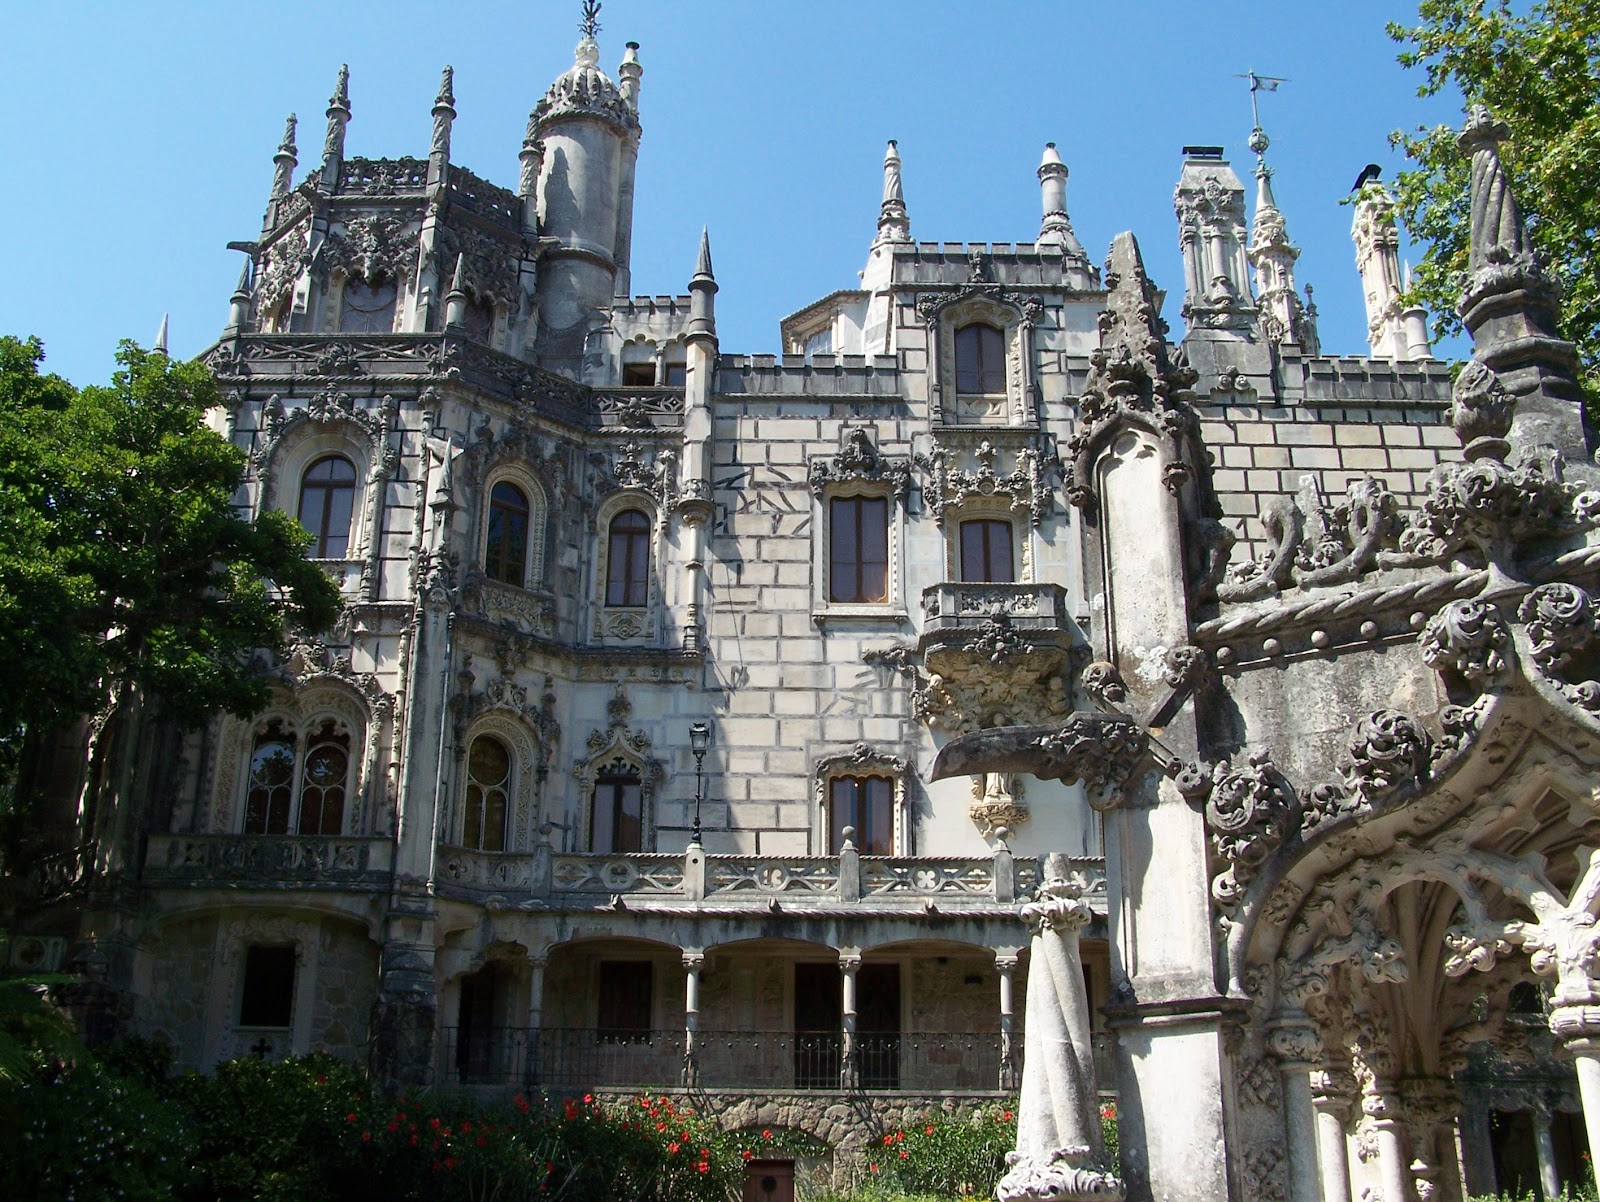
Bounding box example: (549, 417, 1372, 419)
(839, 950, 860, 1090)
(1549, 1004, 1600, 1172)
(1532, 1104, 1561, 1202)
(1363, 1089, 1412, 1202)
(683, 950, 704, 1087)
(1268, 1023, 1325, 1202)
(997, 951, 1020, 1091)
(1456, 1094, 1497, 1200)
(526, 952, 547, 1087)
(1310, 1067, 1356, 1202)
(996, 856, 1121, 1202)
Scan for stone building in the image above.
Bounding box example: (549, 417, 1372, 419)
(20, 11, 1600, 1202)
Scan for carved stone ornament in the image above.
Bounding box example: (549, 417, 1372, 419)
(1457, 104, 1560, 317)
(807, 426, 912, 502)
(436, 221, 523, 309)
(1220, 475, 1401, 601)
(530, 34, 640, 134)
(813, 742, 909, 811)
(321, 214, 420, 287)
(928, 711, 1149, 812)
(1065, 232, 1201, 514)
(1079, 662, 1126, 707)
(1450, 360, 1516, 460)
(604, 441, 685, 518)
(1520, 582, 1600, 710)
(1401, 451, 1572, 587)
(1419, 597, 1512, 693)
(573, 685, 665, 849)
(1305, 709, 1433, 831)
(1199, 749, 1300, 911)
(256, 225, 310, 316)
(918, 439, 1051, 527)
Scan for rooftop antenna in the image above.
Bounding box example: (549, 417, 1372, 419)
(1235, 69, 1288, 168)
(579, 0, 601, 38)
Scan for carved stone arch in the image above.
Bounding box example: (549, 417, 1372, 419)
(476, 462, 551, 591)
(574, 704, 664, 853)
(454, 710, 545, 853)
(813, 743, 911, 855)
(592, 488, 663, 645)
(926, 291, 1036, 426)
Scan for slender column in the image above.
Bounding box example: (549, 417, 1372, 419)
(996, 951, 1019, 1091)
(526, 953, 547, 1086)
(839, 950, 860, 1090)
(682, 950, 703, 1086)
(1268, 1023, 1325, 1202)
(1310, 1068, 1356, 1202)
(1364, 1090, 1412, 1202)
(1549, 1008, 1600, 1171)
(1532, 1104, 1561, 1202)
(1457, 1095, 1497, 1200)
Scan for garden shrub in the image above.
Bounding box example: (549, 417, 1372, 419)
(866, 1104, 1016, 1197)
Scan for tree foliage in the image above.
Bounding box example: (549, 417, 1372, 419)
(1388, 1, 1600, 402)
(0, 336, 342, 788)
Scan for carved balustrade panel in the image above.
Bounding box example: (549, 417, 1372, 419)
(703, 856, 842, 897)
(144, 834, 392, 887)
(548, 853, 686, 895)
(437, 847, 537, 892)
(920, 582, 1072, 636)
(859, 857, 997, 897)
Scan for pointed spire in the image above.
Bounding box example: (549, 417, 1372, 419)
(1036, 143, 1088, 266)
(618, 41, 642, 110)
(153, 314, 169, 356)
(228, 259, 254, 332)
(320, 64, 351, 191)
(872, 140, 912, 249)
(444, 253, 469, 329)
(431, 65, 456, 163)
(688, 227, 718, 340)
(1245, 124, 1316, 352)
(270, 113, 298, 198)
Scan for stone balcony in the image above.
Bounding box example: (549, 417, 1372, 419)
(142, 834, 394, 890)
(918, 582, 1073, 641)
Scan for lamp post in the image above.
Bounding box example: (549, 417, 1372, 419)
(689, 721, 711, 846)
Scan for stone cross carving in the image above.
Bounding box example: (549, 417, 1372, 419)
(997, 854, 1124, 1202)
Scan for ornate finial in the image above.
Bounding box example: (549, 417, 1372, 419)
(153, 314, 169, 356)
(1236, 70, 1285, 169)
(277, 113, 298, 157)
(873, 140, 911, 248)
(270, 113, 299, 198)
(330, 63, 350, 111)
(694, 227, 714, 282)
(435, 65, 455, 109)
(579, 0, 602, 38)
(431, 65, 456, 160)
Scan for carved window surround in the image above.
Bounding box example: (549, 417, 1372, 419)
(592, 490, 663, 646)
(813, 743, 912, 855)
(573, 688, 664, 853)
(447, 706, 548, 854)
(917, 288, 1044, 427)
(808, 425, 910, 627)
(207, 915, 321, 1065)
(918, 433, 1052, 584)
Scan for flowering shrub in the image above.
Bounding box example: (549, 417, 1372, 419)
(1100, 1100, 1119, 1168)
(866, 1105, 1016, 1197)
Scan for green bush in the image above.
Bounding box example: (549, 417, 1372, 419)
(866, 1105, 1016, 1198)
(0, 1061, 190, 1202)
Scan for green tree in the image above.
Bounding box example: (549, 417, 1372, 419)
(0, 337, 341, 897)
(1388, 1, 1600, 404)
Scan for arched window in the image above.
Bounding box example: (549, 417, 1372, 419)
(829, 496, 889, 604)
(243, 718, 352, 835)
(463, 734, 511, 852)
(606, 510, 651, 607)
(591, 760, 643, 853)
(954, 323, 1006, 395)
(296, 720, 349, 835)
(485, 482, 530, 586)
(339, 277, 397, 334)
(297, 455, 357, 559)
(959, 518, 1015, 583)
(829, 775, 894, 855)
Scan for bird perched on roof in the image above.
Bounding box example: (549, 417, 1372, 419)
(1351, 163, 1382, 193)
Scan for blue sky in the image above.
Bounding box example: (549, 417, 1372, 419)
(1, 1, 1466, 386)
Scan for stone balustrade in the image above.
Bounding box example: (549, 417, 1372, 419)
(919, 581, 1073, 635)
(142, 834, 393, 888)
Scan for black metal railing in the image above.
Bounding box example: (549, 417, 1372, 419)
(436, 1027, 1021, 1093)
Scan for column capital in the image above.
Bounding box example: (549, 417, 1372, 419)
(1267, 1019, 1324, 1071)
(994, 952, 1021, 973)
(838, 949, 862, 973)
(681, 950, 705, 971)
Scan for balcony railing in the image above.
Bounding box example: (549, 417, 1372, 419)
(435, 1027, 1028, 1093)
(432, 845, 1100, 909)
(919, 582, 1073, 636)
(142, 834, 394, 888)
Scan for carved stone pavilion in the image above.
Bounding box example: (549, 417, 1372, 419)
(19, 10, 1600, 1200)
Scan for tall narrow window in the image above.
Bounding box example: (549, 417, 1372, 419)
(239, 945, 296, 1029)
(597, 961, 653, 1042)
(298, 455, 357, 559)
(339, 277, 397, 334)
(296, 720, 349, 836)
(829, 496, 889, 604)
(463, 735, 511, 852)
(591, 761, 642, 853)
(606, 510, 651, 607)
(954, 323, 1006, 395)
(485, 482, 530, 586)
(244, 724, 297, 835)
(959, 519, 1015, 583)
(830, 775, 894, 855)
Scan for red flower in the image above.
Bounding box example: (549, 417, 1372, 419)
(925, 1124, 935, 1135)
(429, 1117, 442, 1130)
(409, 1134, 419, 1146)
(742, 1150, 754, 1161)
(697, 1162, 710, 1174)
(899, 1150, 909, 1159)
(460, 1120, 472, 1132)
(361, 1131, 372, 1142)
(583, 1093, 594, 1104)
(544, 1162, 555, 1173)
(346, 1113, 358, 1124)
(656, 1122, 666, 1130)
(477, 1136, 488, 1147)
(446, 1157, 460, 1169)
(1101, 1105, 1116, 1120)
(515, 1095, 529, 1112)
(762, 1129, 772, 1140)
(1002, 1110, 1014, 1121)
(870, 1163, 879, 1173)
(883, 1135, 894, 1146)
(669, 1142, 680, 1154)
(316, 1075, 327, 1085)
(386, 1121, 399, 1133)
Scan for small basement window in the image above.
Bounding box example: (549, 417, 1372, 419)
(239, 945, 296, 1029)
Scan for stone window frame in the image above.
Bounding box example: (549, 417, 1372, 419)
(807, 430, 910, 627)
(477, 465, 549, 592)
(450, 711, 544, 854)
(330, 271, 401, 335)
(592, 490, 663, 645)
(931, 294, 1032, 427)
(595, 957, 658, 1039)
(944, 495, 1035, 585)
(258, 417, 383, 574)
(217, 684, 370, 837)
(211, 915, 319, 1063)
(574, 725, 664, 855)
(812, 743, 911, 856)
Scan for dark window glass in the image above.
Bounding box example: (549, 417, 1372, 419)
(606, 510, 651, 607)
(829, 775, 894, 855)
(622, 363, 655, 386)
(339, 277, 397, 334)
(959, 519, 1015, 583)
(485, 482, 531, 586)
(828, 496, 888, 604)
(244, 726, 296, 835)
(592, 763, 643, 853)
(239, 945, 296, 1028)
(296, 719, 349, 836)
(663, 362, 687, 387)
(597, 961, 653, 1041)
(464, 735, 511, 852)
(954, 323, 1006, 394)
(297, 455, 357, 559)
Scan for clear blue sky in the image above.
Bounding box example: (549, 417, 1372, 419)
(1, 1, 1466, 386)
